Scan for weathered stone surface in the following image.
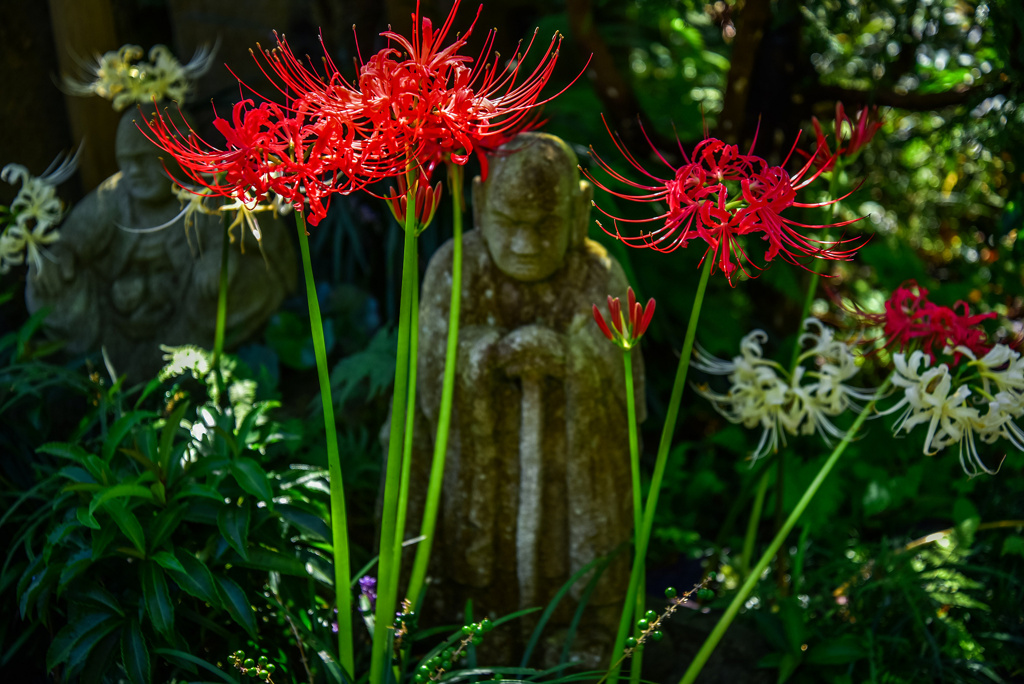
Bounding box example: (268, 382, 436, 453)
(411, 132, 645, 668)
(25, 105, 296, 381)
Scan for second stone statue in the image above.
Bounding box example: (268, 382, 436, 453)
(407, 132, 645, 669)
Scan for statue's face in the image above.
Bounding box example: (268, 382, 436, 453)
(116, 118, 175, 204)
(480, 176, 573, 282)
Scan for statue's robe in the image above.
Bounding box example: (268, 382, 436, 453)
(412, 228, 645, 665)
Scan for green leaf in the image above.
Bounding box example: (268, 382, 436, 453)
(277, 502, 331, 541)
(237, 548, 306, 576)
(38, 442, 92, 463)
(121, 618, 151, 684)
(235, 400, 280, 448)
(148, 505, 185, 550)
(805, 635, 869, 665)
(170, 483, 224, 502)
(217, 503, 251, 561)
(216, 576, 257, 638)
(103, 500, 146, 554)
(77, 506, 101, 530)
(158, 401, 190, 475)
(140, 562, 174, 638)
(58, 546, 93, 591)
(330, 326, 397, 406)
(102, 411, 158, 463)
(91, 522, 118, 559)
(88, 484, 156, 517)
(150, 550, 186, 574)
(47, 611, 119, 671)
(169, 550, 220, 607)
(1001, 535, 1024, 558)
(230, 457, 273, 502)
(76, 586, 125, 616)
(80, 629, 120, 684)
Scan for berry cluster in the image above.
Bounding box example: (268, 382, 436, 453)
(413, 617, 494, 683)
(230, 650, 276, 682)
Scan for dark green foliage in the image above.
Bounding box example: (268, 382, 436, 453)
(0, 343, 342, 683)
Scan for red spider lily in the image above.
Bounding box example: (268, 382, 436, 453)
(584, 116, 866, 282)
(142, 99, 368, 225)
(879, 281, 994, 363)
(258, 0, 571, 180)
(593, 287, 656, 350)
(385, 174, 443, 234)
(802, 102, 883, 171)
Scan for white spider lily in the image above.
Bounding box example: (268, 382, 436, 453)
(63, 43, 216, 110)
(882, 351, 996, 476)
(694, 319, 872, 462)
(1, 148, 80, 275)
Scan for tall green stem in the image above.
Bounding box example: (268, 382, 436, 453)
(393, 275, 419, 589)
(739, 470, 769, 580)
(608, 256, 713, 681)
(294, 212, 354, 677)
(623, 350, 644, 684)
(212, 211, 230, 402)
(678, 376, 891, 684)
(371, 173, 419, 684)
(407, 163, 464, 607)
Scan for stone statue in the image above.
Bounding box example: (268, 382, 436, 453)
(412, 132, 645, 668)
(26, 106, 297, 381)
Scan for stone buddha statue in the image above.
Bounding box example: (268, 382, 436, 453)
(413, 132, 645, 667)
(26, 106, 296, 381)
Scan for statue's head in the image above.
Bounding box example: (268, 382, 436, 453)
(474, 133, 593, 282)
(115, 105, 178, 204)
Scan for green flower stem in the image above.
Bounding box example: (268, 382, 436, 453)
(294, 211, 354, 677)
(678, 376, 892, 684)
(739, 469, 769, 580)
(393, 268, 419, 589)
(623, 349, 644, 684)
(212, 211, 230, 401)
(407, 162, 465, 607)
(623, 350, 642, 546)
(371, 175, 419, 684)
(608, 255, 713, 681)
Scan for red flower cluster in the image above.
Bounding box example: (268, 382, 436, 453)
(593, 287, 656, 350)
(879, 281, 995, 364)
(584, 117, 865, 282)
(143, 0, 569, 226)
(802, 103, 883, 171)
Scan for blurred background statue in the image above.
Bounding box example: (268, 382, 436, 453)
(412, 132, 645, 668)
(25, 105, 296, 381)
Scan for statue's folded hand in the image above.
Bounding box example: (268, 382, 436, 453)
(496, 324, 566, 380)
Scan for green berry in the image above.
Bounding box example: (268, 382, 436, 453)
(234, 650, 246, 660)
(651, 630, 664, 642)
(265, 664, 276, 674)
(246, 670, 257, 678)
(414, 675, 426, 683)
(645, 610, 658, 621)
(665, 587, 677, 599)
(461, 625, 473, 635)
(418, 665, 431, 675)
(258, 656, 269, 667)
(625, 637, 638, 649)
(471, 635, 483, 645)
(258, 671, 269, 681)
(493, 675, 503, 681)
(636, 618, 649, 630)
(443, 648, 455, 660)
(441, 660, 451, 669)
(480, 617, 493, 632)
(243, 658, 256, 669)
(697, 588, 714, 600)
